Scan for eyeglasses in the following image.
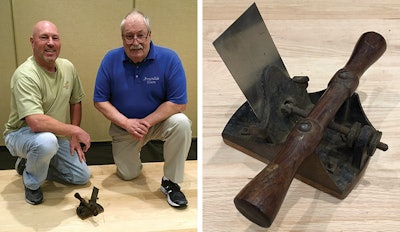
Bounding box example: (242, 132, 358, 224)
(122, 32, 149, 43)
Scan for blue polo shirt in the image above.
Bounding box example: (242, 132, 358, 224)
(93, 42, 187, 119)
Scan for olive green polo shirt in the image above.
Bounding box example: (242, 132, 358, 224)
(4, 56, 85, 136)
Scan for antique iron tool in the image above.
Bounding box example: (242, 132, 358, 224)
(213, 3, 388, 228)
(75, 187, 104, 220)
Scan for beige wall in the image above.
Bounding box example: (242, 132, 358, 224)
(0, 0, 17, 146)
(0, 0, 197, 145)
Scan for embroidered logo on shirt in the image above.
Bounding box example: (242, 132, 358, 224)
(63, 81, 70, 89)
(143, 76, 159, 84)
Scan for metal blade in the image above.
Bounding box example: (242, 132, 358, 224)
(213, 3, 289, 121)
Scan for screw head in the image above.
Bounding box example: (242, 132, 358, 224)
(298, 121, 312, 132)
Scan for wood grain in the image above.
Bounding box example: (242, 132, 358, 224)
(203, 0, 400, 231)
(0, 161, 197, 232)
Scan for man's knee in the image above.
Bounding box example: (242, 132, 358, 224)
(35, 132, 59, 157)
(117, 165, 142, 181)
(71, 167, 91, 185)
(117, 171, 141, 181)
(76, 169, 91, 184)
(169, 113, 192, 135)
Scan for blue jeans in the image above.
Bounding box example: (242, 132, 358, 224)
(4, 127, 90, 190)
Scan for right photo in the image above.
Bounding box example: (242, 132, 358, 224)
(202, 1, 400, 231)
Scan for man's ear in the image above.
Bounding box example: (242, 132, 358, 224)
(30, 36, 34, 48)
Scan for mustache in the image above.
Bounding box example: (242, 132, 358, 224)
(130, 44, 144, 50)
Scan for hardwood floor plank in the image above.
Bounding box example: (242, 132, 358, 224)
(0, 161, 197, 232)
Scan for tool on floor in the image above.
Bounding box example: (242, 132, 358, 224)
(75, 186, 104, 220)
(213, 3, 388, 228)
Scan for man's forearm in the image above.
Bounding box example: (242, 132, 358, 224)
(143, 101, 186, 127)
(94, 101, 186, 129)
(25, 114, 82, 137)
(94, 101, 130, 129)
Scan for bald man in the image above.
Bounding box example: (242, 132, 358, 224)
(4, 21, 91, 205)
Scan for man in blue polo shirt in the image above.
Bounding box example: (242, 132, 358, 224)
(93, 9, 192, 207)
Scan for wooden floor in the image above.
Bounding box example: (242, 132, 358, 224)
(0, 161, 197, 232)
(203, 0, 400, 231)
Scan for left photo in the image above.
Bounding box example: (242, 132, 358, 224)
(0, 0, 198, 231)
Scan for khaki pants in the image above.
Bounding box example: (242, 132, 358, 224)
(109, 113, 192, 183)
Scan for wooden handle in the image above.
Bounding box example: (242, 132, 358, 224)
(234, 32, 386, 228)
(345, 31, 387, 78)
(235, 119, 324, 227)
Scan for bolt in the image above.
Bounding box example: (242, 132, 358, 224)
(298, 121, 312, 132)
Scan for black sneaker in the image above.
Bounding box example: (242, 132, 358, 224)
(161, 178, 188, 207)
(15, 157, 26, 176)
(25, 186, 43, 205)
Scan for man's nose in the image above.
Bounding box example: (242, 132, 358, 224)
(130, 39, 140, 45)
(46, 38, 56, 46)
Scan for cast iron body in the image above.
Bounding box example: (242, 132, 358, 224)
(75, 187, 104, 220)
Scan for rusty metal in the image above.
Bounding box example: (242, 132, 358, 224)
(75, 187, 104, 220)
(214, 3, 388, 228)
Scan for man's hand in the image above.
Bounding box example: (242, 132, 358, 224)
(70, 128, 91, 162)
(125, 118, 150, 140)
